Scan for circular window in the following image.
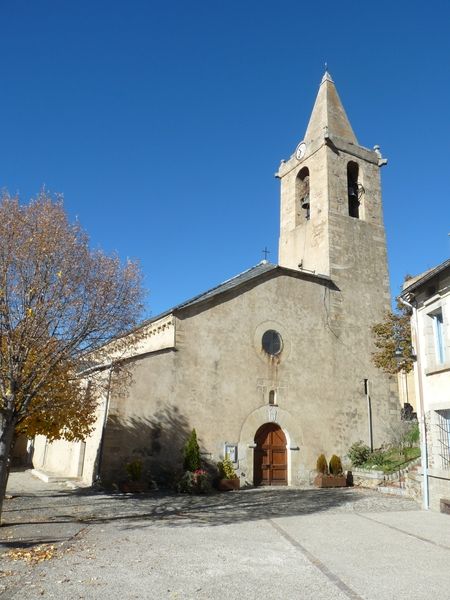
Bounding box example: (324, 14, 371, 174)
(262, 330, 283, 356)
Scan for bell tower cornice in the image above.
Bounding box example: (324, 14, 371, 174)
(276, 137, 382, 180)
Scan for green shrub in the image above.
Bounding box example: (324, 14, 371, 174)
(217, 455, 237, 479)
(177, 470, 196, 493)
(404, 421, 420, 447)
(365, 448, 388, 468)
(329, 454, 343, 476)
(316, 454, 328, 474)
(176, 469, 211, 494)
(183, 429, 201, 472)
(126, 459, 143, 481)
(348, 441, 371, 467)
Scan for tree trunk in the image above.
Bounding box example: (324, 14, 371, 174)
(0, 417, 17, 522)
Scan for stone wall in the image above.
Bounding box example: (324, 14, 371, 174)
(100, 270, 399, 487)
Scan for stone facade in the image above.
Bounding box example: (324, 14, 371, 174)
(33, 72, 400, 487)
(98, 267, 398, 486)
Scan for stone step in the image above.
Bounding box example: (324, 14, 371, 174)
(30, 468, 85, 488)
(377, 484, 409, 497)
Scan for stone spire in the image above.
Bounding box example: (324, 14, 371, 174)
(304, 71, 358, 145)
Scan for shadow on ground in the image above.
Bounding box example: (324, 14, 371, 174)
(1, 473, 418, 551)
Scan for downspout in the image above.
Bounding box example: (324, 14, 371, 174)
(95, 363, 114, 483)
(398, 296, 429, 510)
(364, 378, 374, 452)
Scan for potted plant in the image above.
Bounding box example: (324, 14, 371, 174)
(217, 455, 240, 491)
(177, 468, 212, 494)
(314, 454, 347, 488)
(120, 458, 147, 493)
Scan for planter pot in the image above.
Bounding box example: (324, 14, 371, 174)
(120, 481, 146, 493)
(314, 474, 347, 488)
(218, 478, 240, 491)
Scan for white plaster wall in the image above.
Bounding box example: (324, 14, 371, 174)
(32, 376, 110, 485)
(417, 286, 450, 412)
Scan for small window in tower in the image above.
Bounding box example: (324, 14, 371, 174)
(262, 330, 283, 356)
(296, 167, 310, 222)
(347, 162, 360, 218)
(269, 390, 277, 405)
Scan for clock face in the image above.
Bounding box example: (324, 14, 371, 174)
(295, 142, 306, 161)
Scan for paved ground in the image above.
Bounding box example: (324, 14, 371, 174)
(1, 471, 450, 599)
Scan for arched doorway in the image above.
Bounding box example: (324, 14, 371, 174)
(254, 423, 287, 486)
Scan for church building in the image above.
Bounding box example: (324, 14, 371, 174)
(33, 72, 399, 487)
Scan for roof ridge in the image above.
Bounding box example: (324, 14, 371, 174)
(136, 261, 277, 329)
(174, 261, 276, 310)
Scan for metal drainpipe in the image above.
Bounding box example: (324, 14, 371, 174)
(398, 296, 429, 510)
(95, 363, 113, 483)
(364, 379, 374, 452)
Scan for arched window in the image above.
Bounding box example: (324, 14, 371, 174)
(347, 162, 360, 218)
(269, 390, 276, 405)
(296, 167, 310, 221)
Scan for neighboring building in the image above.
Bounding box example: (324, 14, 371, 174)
(33, 72, 399, 487)
(401, 259, 450, 511)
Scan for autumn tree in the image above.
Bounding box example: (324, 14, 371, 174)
(371, 298, 414, 375)
(0, 192, 145, 517)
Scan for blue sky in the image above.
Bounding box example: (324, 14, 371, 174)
(1, 1, 449, 317)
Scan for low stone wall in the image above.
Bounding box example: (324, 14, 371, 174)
(353, 458, 422, 502)
(352, 468, 385, 489)
(405, 468, 422, 503)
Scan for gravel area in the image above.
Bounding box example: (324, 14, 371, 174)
(1, 470, 449, 600)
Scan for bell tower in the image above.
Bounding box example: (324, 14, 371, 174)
(277, 71, 389, 302)
(276, 72, 396, 454)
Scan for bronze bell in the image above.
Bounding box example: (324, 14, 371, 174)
(301, 194, 310, 209)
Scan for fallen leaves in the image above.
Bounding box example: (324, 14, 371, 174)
(4, 544, 57, 564)
(0, 570, 14, 578)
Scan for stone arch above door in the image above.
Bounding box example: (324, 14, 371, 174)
(237, 405, 303, 487)
(239, 405, 302, 448)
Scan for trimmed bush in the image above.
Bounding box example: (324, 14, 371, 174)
(126, 459, 143, 481)
(329, 454, 343, 476)
(183, 429, 201, 472)
(316, 454, 328, 474)
(218, 455, 237, 479)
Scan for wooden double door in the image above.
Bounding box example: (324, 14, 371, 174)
(254, 423, 287, 486)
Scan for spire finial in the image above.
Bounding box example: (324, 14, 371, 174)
(324, 61, 328, 71)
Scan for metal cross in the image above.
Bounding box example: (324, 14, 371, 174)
(262, 247, 270, 260)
